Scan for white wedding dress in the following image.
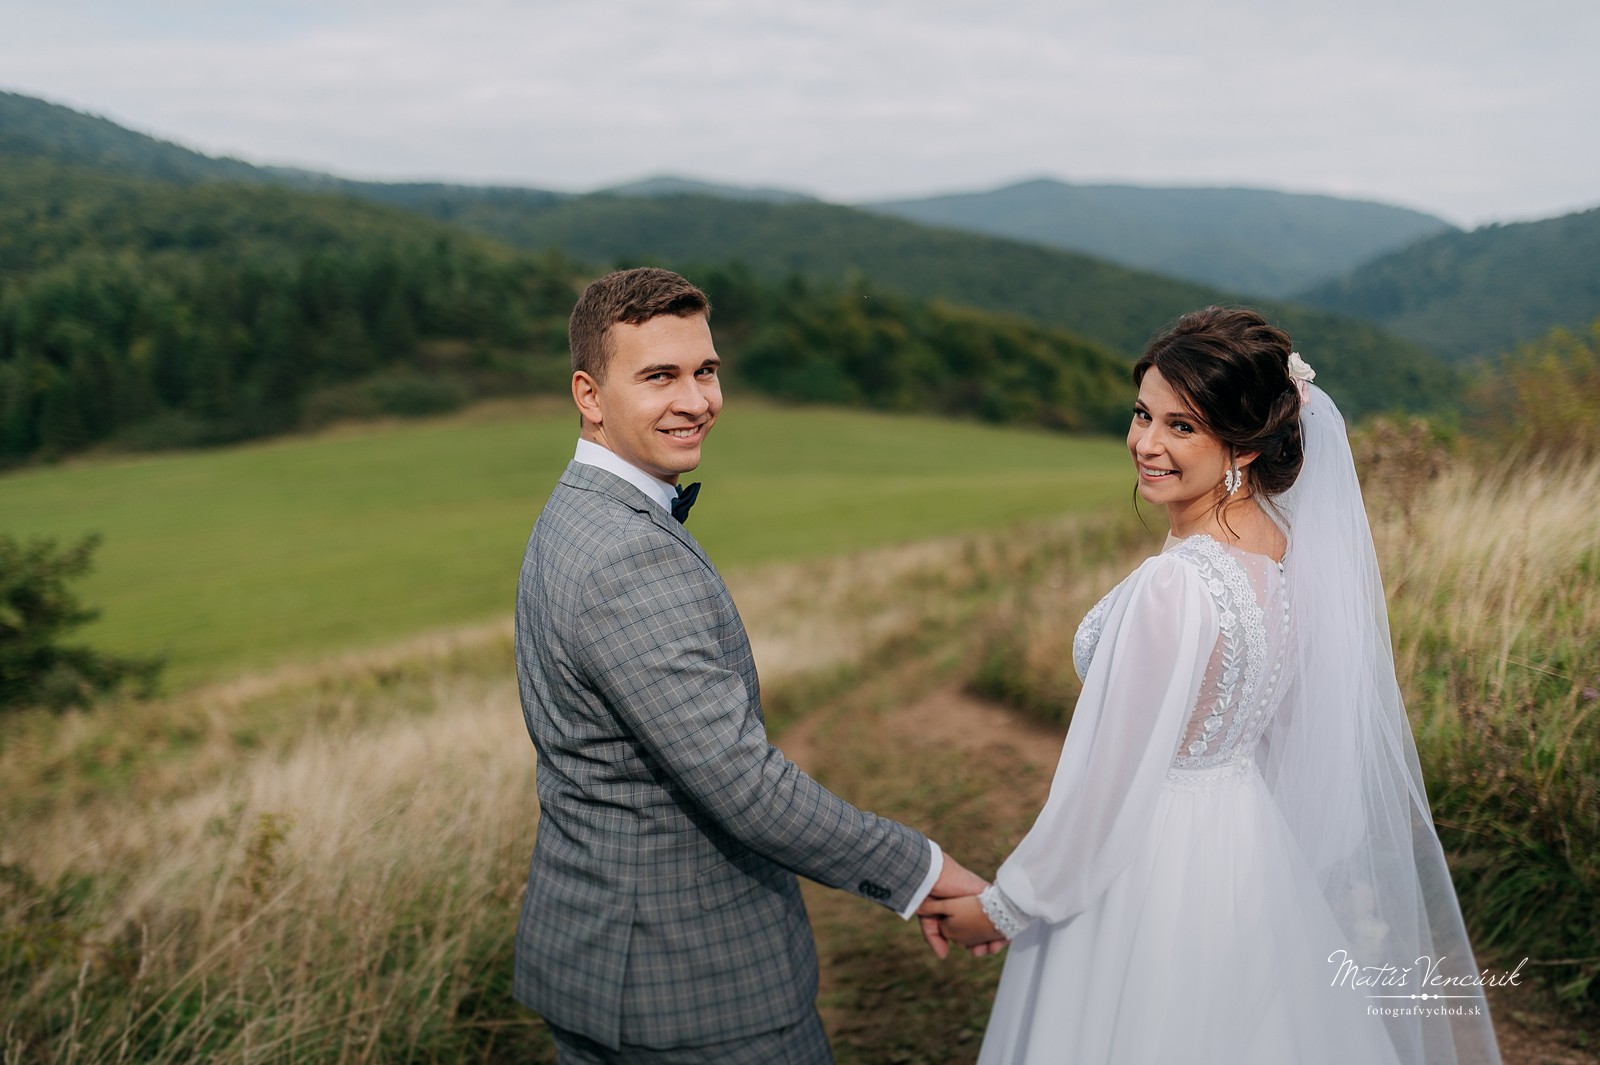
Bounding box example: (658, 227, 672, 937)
(975, 386, 1501, 1065)
(977, 534, 1401, 1064)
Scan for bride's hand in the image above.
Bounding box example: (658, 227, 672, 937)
(923, 895, 1006, 953)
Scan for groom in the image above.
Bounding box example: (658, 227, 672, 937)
(512, 267, 993, 1064)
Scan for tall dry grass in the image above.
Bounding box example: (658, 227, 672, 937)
(1375, 456, 1600, 1002)
(3, 664, 541, 1063)
(0, 511, 1133, 1063)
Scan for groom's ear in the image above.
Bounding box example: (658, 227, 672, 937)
(572, 370, 604, 429)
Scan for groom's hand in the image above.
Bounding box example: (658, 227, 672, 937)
(929, 853, 988, 901)
(917, 855, 1006, 958)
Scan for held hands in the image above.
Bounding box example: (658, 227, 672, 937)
(918, 895, 1004, 954)
(917, 854, 1007, 959)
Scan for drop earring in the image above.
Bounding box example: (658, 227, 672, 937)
(1224, 464, 1241, 496)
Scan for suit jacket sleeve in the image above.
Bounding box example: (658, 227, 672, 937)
(572, 527, 933, 912)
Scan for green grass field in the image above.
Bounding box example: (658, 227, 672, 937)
(1, 399, 1131, 687)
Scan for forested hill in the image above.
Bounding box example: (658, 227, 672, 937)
(0, 157, 1131, 464)
(0, 88, 1459, 463)
(1296, 206, 1600, 363)
(426, 192, 1458, 418)
(0, 156, 577, 462)
(864, 179, 1455, 299)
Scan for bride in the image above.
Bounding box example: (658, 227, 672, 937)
(923, 308, 1502, 1064)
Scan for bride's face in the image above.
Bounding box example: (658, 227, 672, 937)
(1127, 368, 1231, 512)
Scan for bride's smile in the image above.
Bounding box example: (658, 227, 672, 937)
(1129, 366, 1244, 524)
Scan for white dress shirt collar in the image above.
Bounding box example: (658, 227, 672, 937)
(573, 438, 678, 514)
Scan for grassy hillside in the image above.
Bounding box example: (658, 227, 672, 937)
(866, 178, 1454, 298)
(0, 514, 1138, 1064)
(0, 400, 1130, 687)
(5, 450, 1595, 1062)
(422, 192, 1460, 418)
(1297, 206, 1600, 362)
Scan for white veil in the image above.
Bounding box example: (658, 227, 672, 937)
(1261, 384, 1502, 1065)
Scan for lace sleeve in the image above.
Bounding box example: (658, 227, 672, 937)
(979, 883, 1031, 939)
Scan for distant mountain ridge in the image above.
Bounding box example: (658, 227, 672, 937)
(0, 89, 1459, 418)
(0, 91, 582, 216)
(438, 192, 1459, 417)
(865, 178, 1457, 298)
(600, 175, 816, 204)
(3, 89, 1449, 297)
(0, 89, 268, 185)
(1296, 207, 1600, 363)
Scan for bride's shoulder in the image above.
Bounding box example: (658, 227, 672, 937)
(1159, 534, 1226, 570)
(1075, 551, 1215, 674)
(1154, 537, 1255, 603)
(1075, 551, 1208, 676)
(1083, 550, 1200, 622)
(1123, 545, 1215, 598)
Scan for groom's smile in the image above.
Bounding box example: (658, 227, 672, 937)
(572, 312, 723, 486)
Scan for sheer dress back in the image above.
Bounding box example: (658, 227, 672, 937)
(1073, 534, 1290, 778)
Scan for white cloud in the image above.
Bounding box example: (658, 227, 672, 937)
(1, 0, 1596, 225)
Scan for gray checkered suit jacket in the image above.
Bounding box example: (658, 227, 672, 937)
(513, 461, 933, 1051)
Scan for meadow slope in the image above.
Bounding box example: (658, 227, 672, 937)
(0, 399, 1128, 687)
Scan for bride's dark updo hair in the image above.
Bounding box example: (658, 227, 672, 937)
(1134, 307, 1304, 498)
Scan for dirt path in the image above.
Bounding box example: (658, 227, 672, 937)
(782, 683, 1599, 1065)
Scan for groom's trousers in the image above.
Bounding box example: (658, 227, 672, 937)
(546, 1011, 831, 1065)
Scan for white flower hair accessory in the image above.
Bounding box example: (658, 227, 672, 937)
(1287, 351, 1316, 405)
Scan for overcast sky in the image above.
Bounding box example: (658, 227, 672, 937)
(3, 0, 1596, 228)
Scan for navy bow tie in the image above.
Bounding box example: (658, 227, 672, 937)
(671, 482, 701, 524)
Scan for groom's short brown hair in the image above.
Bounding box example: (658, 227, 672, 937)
(569, 268, 711, 381)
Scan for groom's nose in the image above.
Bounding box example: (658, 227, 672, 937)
(671, 378, 715, 416)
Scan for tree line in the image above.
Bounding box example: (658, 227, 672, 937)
(0, 238, 577, 460)
(0, 161, 1137, 466)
